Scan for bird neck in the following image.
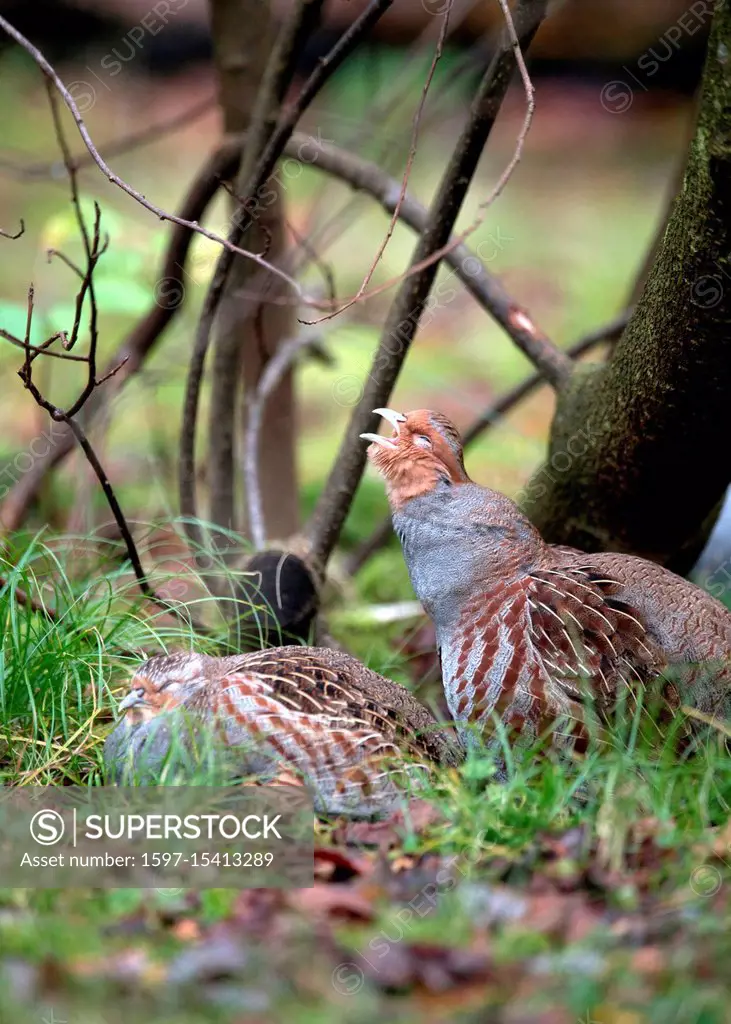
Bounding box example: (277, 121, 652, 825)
(392, 484, 544, 630)
(384, 460, 464, 511)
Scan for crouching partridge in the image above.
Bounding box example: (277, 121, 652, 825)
(363, 408, 731, 755)
(104, 645, 461, 816)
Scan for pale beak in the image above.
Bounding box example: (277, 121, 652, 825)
(360, 433, 396, 449)
(373, 408, 406, 432)
(118, 690, 144, 713)
(359, 407, 405, 449)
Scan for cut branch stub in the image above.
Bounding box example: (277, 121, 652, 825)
(233, 549, 320, 647)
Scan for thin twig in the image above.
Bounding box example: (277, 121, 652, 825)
(11, 88, 205, 634)
(295, 133, 569, 383)
(301, 0, 538, 321)
(15, 367, 166, 615)
(306, 0, 549, 569)
(20, 347, 204, 634)
(47, 247, 85, 280)
(64, 419, 155, 597)
(0, 328, 87, 362)
(0, 15, 303, 297)
(2, 96, 216, 181)
(179, 0, 395, 561)
(315, 4, 453, 322)
(244, 332, 322, 550)
(288, 0, 504, 289)
(0, 141, 240, 534)
(286, 218, 336, 307)
(45, 79, 104, 371)
(345, 321, 613, 575)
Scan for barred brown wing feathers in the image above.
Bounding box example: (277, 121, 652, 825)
(204, 671, 415, 815)
(449, 581, 546, 733)
(527, 566, 659, 702)
(446, 567, 661, 744)
(233, 646, 460, 767)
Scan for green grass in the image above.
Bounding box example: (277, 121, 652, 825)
(1, 535, 729, 1022)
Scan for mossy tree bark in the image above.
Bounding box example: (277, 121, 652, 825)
(524, 2, 731, 572)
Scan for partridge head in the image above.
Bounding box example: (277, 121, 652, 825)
(364, 409, 731, 753)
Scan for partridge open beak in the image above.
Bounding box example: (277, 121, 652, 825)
(359, 407, 406, 449)
(360, 432, 396, 449)
(373, 408, 406, 431)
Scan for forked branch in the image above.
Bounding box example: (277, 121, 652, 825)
(4, 92, 204, 632)
(0, 14, 301, 295)
(306, 0, 550, 568)
(179, 0, 395, 560)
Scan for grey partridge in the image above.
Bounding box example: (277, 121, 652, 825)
(104, 645, 461, 817)
(362, 408, 731, 754)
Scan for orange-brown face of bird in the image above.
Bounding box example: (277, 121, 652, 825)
(361, 408, 470, 509)
(117, 673, 185, 724)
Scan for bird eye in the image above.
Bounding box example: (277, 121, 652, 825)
(136, 686, 146, 698)
(413, 434, 432, 449)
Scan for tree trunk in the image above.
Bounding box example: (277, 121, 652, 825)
(524, 3, 731, 573)
(208, 0, 298, 546)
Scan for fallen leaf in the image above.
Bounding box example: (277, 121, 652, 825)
(333, 799, 444, 851)
(288, 883, 375, 922)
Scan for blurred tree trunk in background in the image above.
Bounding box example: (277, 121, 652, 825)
(525, 3, 731, 574)
(208, 0, 298, 546)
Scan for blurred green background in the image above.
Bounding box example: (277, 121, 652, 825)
(0, 34, 686, 546)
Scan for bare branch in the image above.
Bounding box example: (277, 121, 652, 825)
(306, 0, 550, 569)
(7, 91, 205, 633)
(288, 0, 508, 286)
(63, 419, 155, 597)
(244, 331, 322, 551)
(0, 140, 239, 533)
(95, 356, 130, 387)
(286, 218, 336, 307)
(296, 134, 569, 383)
(315, 5, 453, 322)
(0, 117, 567, 534)
(2, 97, 216, 181)
(206, 0, 324, 549)
(301, 0, 539, 322)
(0, 328, 88, 362)
(179, 0, 395, 561)
(19, 312, 202, 633)
(0, 14, 303, 297)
